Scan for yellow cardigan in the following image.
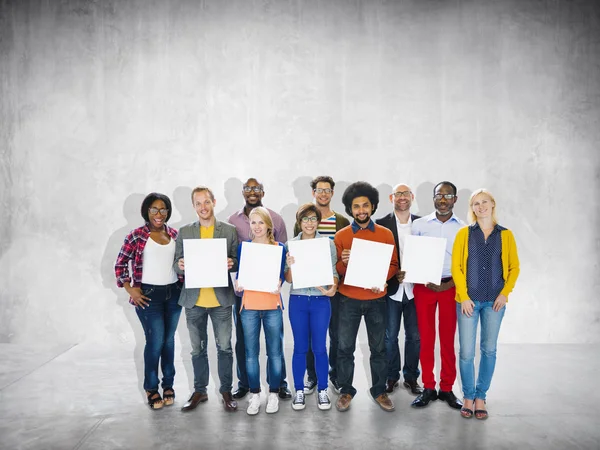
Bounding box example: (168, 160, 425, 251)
(451, 225, 520, 303)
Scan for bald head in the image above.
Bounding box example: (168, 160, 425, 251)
(390, 183, 414, 213)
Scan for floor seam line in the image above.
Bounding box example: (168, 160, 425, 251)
(72, 417, 105, 450)
(0, 343, 78, 391)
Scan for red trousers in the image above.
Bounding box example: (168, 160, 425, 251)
(413, 284, 457, 391)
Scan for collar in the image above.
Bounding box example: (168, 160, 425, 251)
(394, 212, 412, 226)
(471, 222, 500, 233)
(425, 211, 460, 224)
(351, 219, 375, 234)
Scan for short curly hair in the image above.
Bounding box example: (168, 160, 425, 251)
(141, 192, 173, 223)
(296, 203, 322, 227)
(341, 182, 379, 217)
(310, 176, 335, 190)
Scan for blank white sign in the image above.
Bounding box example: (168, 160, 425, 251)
(402, 235, 446, 285)
(287, 238, 334, 289)
(237, 241, 283, 293)
(183, 238, 229, 289)
(344, 238, 394, 291)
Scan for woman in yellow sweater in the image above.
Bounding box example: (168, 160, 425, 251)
(451, 189, 520, 420)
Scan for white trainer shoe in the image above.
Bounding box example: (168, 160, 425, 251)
(266, 392, 279, 414)
(247, 393, 261, 415)
(317, 389, 332, 410)
(292, 390, 306, 411)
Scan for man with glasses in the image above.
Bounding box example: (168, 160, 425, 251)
(375, 184, 423, 396)
(227, 178, 291, 400)
(410, 181, 465, 410)
(293, 176, 350, 395)
(174, 186, 239, 412)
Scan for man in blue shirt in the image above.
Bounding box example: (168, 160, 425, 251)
(410, 181, 465, 410)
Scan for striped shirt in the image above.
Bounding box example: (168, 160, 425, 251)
(318, 213, 337, 239)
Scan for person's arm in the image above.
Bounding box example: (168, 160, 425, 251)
(284, 241, 293, 283)
(173, 228, 185, 275)
(334, 232, 347, 277)
(227, 226, 239, 272)
(386, 232, 399, 281)
(274, 215, 288, 244)
(500, 230, 520, 298)
(115, 232, 135, 288)
(317, 239, 339, 297)
(451, 227, 469, 302)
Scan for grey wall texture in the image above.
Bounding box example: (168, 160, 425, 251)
(0, 0, 599, 344)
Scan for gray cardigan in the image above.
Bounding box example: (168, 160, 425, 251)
(173, 219, 239, 309)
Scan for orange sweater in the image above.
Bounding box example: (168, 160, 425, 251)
(334, 223, 399, 300)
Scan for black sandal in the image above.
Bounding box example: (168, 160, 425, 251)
(163, 388, 175, 406)
(474, 399, 488, 420)
(146, 391, 164, 410)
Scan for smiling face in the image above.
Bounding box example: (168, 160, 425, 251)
(471, 193, 494, 220)
(390, 183, 413, 213)
(312, 181, 333, 208)
(351, 196, 373, 226)
(300, 213, 319, 238)
(193, 190, 215, 222)
(243, 179, 264, 209)
(148, 199, 168, 230)
(249, 212, 269, 240)
(433, 183, 457, 217)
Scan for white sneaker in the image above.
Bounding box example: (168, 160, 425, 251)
(292, 390, 306, 411)
(317, 389, 331, 410)
(247, 393, 261, 415)
(266, 392, 279, 414)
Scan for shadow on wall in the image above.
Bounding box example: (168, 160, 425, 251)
(331, 180, 351, 220)
(373, 183, 392, 221)
(170, 186, 197, 230)
(279, 176, 314, 238)
(216, 177, 243, 222)
(99, 193, 147, 397)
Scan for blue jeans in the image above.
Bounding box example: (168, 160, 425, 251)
(185, 304, 233, 394)
(457, 301, 506, 400)
(234, 296, 287, 390)
(240, 308, 283, 393)
(136, 283, 182, 392)
(337, 295, 387, 399)
(289, 294, 331, 391)
(307, 292, 340, 382)
(385, 292, 421, 382)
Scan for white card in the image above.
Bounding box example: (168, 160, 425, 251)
(287, 238, 334, 289)
(343, 238, 394, 291)
(402, 235, 446, 285)
(237, 242, 283, 293)
(183, 238, 229, 289)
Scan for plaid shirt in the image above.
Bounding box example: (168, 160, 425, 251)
(115, 224, 179, 304)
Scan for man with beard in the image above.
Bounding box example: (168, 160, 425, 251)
(228, 178, 291, 400)
(375, 183, 423, 396)
(410, 181, 465, 410)
(293, 176, 349, 395)
(334, 181, 399, 412)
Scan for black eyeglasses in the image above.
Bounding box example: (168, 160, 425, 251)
(243, 186, 263, 193)
(314, 188, 333, 194)
(301, 216, 319, 223)
(433, 194, 455, 200)
(149, 207, 169, 215)
(392, 191, 411, 198)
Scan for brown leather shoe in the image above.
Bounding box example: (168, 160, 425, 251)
(181, 392, 208, 412)
(336, 393, 353, 412)
(374, 393, 395, 412)
(403, 379, 423, 395)
(222, 392, 238, 412)
(385, 379, 399, 393)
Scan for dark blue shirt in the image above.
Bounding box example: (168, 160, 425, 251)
(466, 223, 505, 302)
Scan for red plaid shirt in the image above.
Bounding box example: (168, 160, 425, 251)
(115, 224, 179, 304)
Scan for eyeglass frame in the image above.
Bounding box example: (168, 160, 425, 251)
(243, 186, 263, 193)
(433, 194, 456, 200)
(300, 215, 319, 223)
(314, 188, 333, 194)
(149, 207, 169, 215)
(392, 191, 412, 198)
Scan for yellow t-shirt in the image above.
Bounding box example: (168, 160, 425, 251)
(195, 225, 220, 308)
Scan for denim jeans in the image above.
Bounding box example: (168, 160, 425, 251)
(306, 292, 340, 382)
(385, 292, 421, 382)
(289, 294, 331, 391)
(136, 283, 182, 392)
(234, 296, 287, 390)
(337, 295, 387, 399)
(457, 301, 506, 400)
(240, 308, 283, 393)
(185, 304, 233, 394)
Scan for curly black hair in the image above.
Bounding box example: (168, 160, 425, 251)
(310, 175, 335, 190)
(141, 192, 173, 223)
(341, 181, 379, 217)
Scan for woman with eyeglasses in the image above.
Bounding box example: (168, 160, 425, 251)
(115, 192, 182, 410)
(285, 203, 339, 411)
(451, 189, 520, 420)
(234, 206, 287, 415)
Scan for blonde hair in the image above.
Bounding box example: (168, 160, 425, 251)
(468, 189, 498, 225)
(248, 206, 277, 245)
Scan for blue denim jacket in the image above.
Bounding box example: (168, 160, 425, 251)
(285, 232, 339, 296)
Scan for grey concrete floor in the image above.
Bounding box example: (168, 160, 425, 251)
(0, 335, 598, 450)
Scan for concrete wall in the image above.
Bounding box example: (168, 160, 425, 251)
(0, 0, 599, 344)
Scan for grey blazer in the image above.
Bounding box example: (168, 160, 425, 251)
(173, 219, 239, 309)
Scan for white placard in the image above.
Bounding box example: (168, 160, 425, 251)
(183, 238, 229, 289)
(237, 242, 283, 293)
(402, 235, 446, 285)
(344, 238, 394, 291)
(287, 238, 334, 289)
